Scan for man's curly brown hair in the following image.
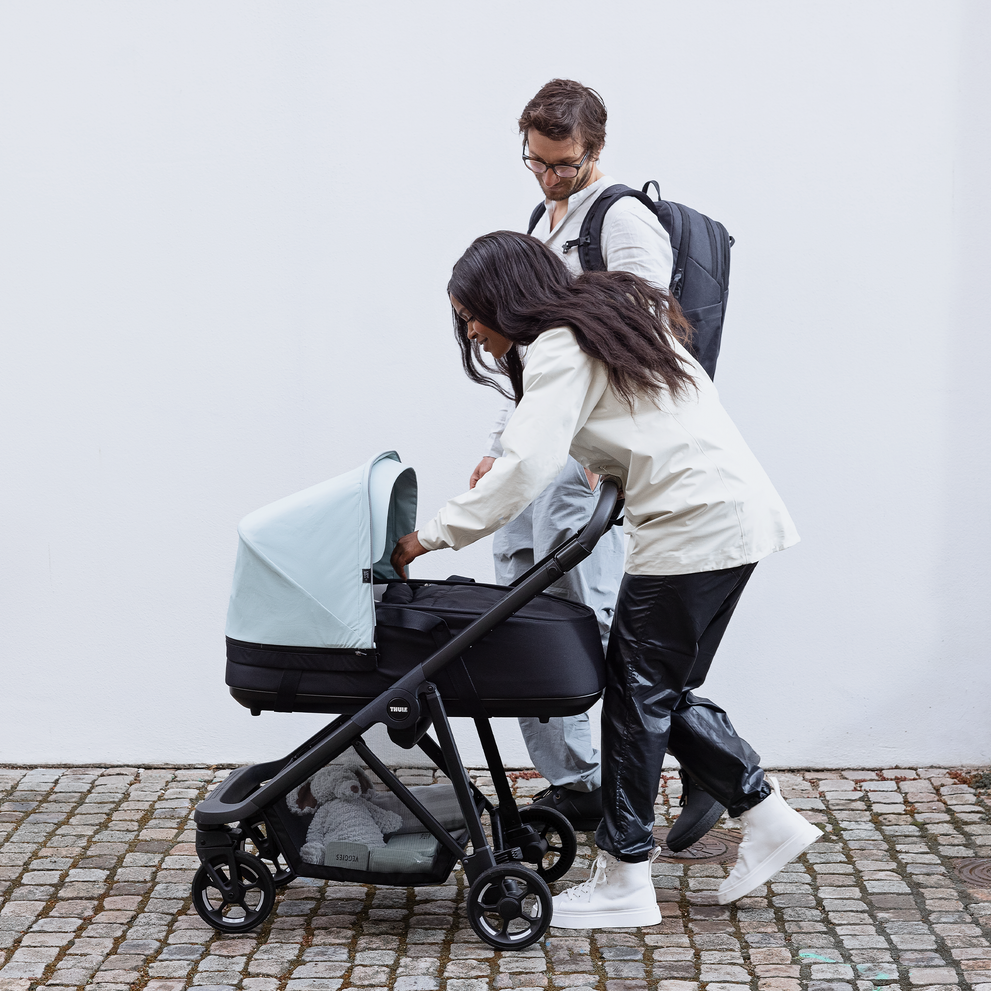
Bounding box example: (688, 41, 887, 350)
(518, 78, 607, 155)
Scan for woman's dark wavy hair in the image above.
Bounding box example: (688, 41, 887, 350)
(448, 231, 696, 406)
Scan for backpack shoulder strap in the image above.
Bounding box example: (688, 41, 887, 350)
(570, 184, 663, 271)
(526, 202, 546, 236)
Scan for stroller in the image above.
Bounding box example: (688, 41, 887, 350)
(192, 451, 622, 949)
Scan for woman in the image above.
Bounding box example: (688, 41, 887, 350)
(391, 231, 818, 929)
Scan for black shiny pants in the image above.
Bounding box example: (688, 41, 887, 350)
(595, 563, 771, 862)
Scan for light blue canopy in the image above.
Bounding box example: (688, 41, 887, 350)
(225, 452, 417, 649)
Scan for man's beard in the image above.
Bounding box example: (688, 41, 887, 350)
(543, 183, 574, 202)
(540, 162, 595, 202)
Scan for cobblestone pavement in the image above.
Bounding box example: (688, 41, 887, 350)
(1, 764, 990, 991)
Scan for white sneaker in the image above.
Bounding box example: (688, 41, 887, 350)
(551, 849, 661, 929)
(718, 776, 820, 904)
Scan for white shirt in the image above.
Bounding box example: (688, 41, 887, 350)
(484, 175, 673, 458)
(420, 326, 799, 576)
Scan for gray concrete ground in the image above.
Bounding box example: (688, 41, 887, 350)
(1, 764, 990, 991)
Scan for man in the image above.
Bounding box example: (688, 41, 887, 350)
(471, 79, 737, 851)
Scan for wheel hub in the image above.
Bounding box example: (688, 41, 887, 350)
(497, 895, 522, 920)
(523, 837, 548, 862)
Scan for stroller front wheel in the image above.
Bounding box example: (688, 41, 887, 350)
(191, 850, 276, 934)
(466, 864, 552, 949)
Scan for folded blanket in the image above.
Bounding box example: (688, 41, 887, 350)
(367, 831, 441, 873)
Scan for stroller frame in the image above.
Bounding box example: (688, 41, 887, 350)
(192, 481, 622, 949)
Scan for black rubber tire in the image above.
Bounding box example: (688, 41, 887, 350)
(518, 805, 577, 883)
(466, 864, 552, 949)
(191, 850, 276, 933)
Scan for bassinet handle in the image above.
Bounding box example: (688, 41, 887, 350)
(376, 605, 449, 646)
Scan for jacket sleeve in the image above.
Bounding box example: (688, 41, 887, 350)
(419, 328, 602, 551)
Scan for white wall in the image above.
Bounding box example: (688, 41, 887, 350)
(1, 1, 988, 769)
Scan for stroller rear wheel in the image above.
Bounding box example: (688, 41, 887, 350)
(517, 805, 577, 883)
(192, 850, 276, 933)
(466, 864, 552, 949)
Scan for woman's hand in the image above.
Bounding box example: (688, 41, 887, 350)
(470, 456, 495, 488)
(391, 531, 429, 580)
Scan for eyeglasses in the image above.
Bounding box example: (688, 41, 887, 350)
(522, 146, 591, 178)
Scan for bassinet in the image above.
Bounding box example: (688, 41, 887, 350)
(223, 452, 606, 717)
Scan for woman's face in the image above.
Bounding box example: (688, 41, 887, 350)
(450, 295, 514, 360)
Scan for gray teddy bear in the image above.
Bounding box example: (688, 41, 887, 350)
(286, 764, 403, 865)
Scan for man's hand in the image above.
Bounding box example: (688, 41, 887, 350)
(391, 531, 429, 580)
(470, 456, 496, 489)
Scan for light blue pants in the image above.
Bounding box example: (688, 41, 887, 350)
(492, 457, 624, 794)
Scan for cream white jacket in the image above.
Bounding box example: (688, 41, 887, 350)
(419, 326, 799, 576)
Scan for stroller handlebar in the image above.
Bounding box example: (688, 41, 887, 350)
(570, 476, 624, 558)
(508, 478, 624, 590)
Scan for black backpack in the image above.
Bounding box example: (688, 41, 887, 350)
(527, 182, 732, 380)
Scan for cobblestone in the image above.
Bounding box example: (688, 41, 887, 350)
(0, 766, 988, 988)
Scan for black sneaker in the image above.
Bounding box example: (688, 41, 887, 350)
(529, 785, 603, 831)
(665, 769, 726, 852)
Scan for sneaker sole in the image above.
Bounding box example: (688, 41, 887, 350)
(717, 821, 820, 904)
(665, 800, 726, 853)
(550, 904, 662, 929)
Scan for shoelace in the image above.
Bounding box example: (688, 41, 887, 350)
(562, 852, 611, 901)
(562, 847, 664, 901)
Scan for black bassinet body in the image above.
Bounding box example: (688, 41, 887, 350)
(226, 579, 605, 717)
